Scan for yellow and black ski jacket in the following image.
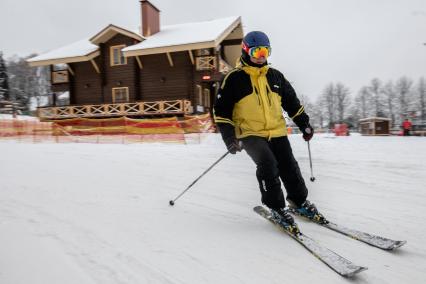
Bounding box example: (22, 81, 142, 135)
(214, 61, 309, 139)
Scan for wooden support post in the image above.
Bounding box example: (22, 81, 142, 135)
(90, 59, 100, 74)
(135, 56, 143, 69)
(166, 53, 174, 67)
(188, 50, 194, 65)
(67, 64, 75, 76)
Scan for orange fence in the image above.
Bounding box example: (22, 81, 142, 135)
(0, 114, 215, 144)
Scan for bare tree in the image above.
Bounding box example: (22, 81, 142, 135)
(395, 76, 413, 123)
(417, 77, 426, 125)
(355, 87, 370, 119)
(335, 82, 351, 123)
(382, 80, 396, 126)
(320, 83, 335, 128)
(311, 97, 325, 128)
(298, 94, 324, 128)
(368, 78, 385, 116)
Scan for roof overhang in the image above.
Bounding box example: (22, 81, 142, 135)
(90, 24, 144, 45)
(124, 41, 216, 57)
(28, 50, 100, 67)
(123, 17, 242, 57)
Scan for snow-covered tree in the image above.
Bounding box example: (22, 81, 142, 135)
(7, 54, 50, 113)
(0, 51, 9, 100)
(382, 80, 397, 126)
(320, 83, 336, 128)
(417, 77, 426, 125)
(334, 82, 351, 123)
(311, 99, 325, 128)
(395, 76, 413, 124)
(368, 78, 386, 117)
(354, 87, 371, 119)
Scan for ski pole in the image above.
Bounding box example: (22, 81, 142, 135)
(307, 141, 316, 182)
(169, 151, 230, 206)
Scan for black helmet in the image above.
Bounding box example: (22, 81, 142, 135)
(242, 31, 270, 48)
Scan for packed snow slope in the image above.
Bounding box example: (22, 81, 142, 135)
(0, 133, 425, 284)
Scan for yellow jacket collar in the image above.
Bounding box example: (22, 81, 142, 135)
(242, 65, 269, 77)
(239, 58, 269, 77)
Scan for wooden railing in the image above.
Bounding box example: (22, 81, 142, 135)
(37, 99, 192, 120)
(196, 56, 217, 70)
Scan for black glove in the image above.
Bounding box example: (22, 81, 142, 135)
(223, 136, 242, 154)
(217, 123, 242, 154)
(302, 125, 314, 141)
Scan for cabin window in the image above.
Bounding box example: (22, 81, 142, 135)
(51, 64, 69, 84)
(112, 87, 129, 103)
(110, 45, 127, 66)
(203, 88, 211, 108)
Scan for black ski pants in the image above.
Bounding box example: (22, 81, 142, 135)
(240, 135, 308, 210)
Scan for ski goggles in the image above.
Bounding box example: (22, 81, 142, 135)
(242, 42, 271, 59)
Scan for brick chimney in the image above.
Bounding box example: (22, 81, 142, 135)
(140, 0, 160, 37)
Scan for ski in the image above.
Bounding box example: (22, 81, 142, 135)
(289, 209, 407, 250)
(254, 206, 367, 277)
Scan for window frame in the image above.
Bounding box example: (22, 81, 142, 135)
(110, 45, 127, 66)
(112, 87, 129, 103)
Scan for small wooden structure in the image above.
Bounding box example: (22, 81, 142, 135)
(359, 117, 391, 136)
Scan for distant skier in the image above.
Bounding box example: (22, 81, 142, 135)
(402, 118, 412, 136)
(214, 31, 324, 230)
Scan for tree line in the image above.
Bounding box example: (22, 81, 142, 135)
(299, 77, 426, 129)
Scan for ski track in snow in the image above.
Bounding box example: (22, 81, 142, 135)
(0, 133, 425, 284)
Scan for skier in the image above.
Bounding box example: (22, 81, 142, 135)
(214, 31, 324, 231)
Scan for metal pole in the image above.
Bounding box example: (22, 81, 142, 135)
(307, 141, 316, 182)
(169, 151, 230, 206)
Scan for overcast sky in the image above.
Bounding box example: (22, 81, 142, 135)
(1, 0, 426, 99)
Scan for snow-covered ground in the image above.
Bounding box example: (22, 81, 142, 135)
(0, 133, 425, 284)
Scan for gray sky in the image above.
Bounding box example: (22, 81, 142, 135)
(1, 0, 426, 99)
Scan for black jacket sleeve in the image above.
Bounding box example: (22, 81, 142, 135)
(277, 71, 310, 130)
(214, 71, 238, 140)
(214, 71, 237, 126)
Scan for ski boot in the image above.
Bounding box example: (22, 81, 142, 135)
(290, 200, 328, 224)
(270, 207, 300, 235)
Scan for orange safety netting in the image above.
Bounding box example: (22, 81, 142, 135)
(0, 114, 216, 144)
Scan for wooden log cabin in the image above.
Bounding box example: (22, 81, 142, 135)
(27, 0, 243, 121)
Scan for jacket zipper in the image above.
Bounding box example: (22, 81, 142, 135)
(266, 90, 272, 106)
(254, 86, 261, 105)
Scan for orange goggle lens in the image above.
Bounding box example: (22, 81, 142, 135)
(249, 46, 271, 59)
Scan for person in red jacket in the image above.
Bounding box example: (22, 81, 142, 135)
(402, 118, 412, 136)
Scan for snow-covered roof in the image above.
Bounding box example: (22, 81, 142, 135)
(90, 24, 143, 45)
(27, 16, 243, 66)
(123, 16, 242, 56)
(27, 38, 99, 67)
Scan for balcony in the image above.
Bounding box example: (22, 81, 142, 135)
(38, 99, 192, 120)
(195, 56, 217, 71)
